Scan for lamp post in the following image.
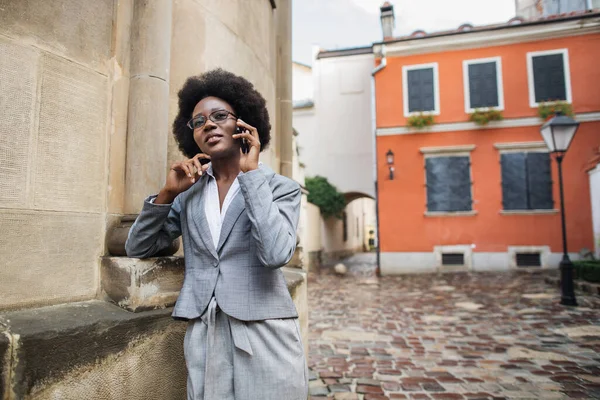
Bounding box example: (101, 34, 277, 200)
(386, 149, 395, 180)
(539, 112, 580, 306)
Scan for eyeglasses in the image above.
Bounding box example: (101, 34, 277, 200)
(186, 109, 237, 130)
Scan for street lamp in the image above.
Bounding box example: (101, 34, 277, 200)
(386, 149, 395, 180)
(539, 112, 580, 306)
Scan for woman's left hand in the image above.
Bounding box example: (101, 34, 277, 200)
(233, 119, 261, 173)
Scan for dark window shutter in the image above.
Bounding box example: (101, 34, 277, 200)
(468, 62, 499, 109)
(501, 153, 528, 210)
(532, 54, 566, 103)
(426, 156, 472, 212)
(526, 152, 553, 210)
(407, 68, 435, 113)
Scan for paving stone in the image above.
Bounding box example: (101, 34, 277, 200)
(357, 378, 382, 386)
(329, 384, 351, 393)
(308, 256, 600, 400)
(356, 385, 384, 394)
(334, 393, 360, 400)
(364, 395, 389, 400)
(309, 386, 330, 396)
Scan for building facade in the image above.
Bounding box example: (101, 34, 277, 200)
(292, 55, 377, 267)
(373, 10, 600, 274)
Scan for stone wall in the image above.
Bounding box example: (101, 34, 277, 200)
(0, 0, 114, 309)
(168, 0, 280, 173)
(0, 0, 291, 310)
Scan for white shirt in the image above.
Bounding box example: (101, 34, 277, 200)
(204, 163, 241, 249)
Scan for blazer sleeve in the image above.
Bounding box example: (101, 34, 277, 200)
(237, 169, 301, 269)
(125, 195, 182, 259)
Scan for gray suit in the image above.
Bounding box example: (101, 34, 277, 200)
(125, 164, 301, 321)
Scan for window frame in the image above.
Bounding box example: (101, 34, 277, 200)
(462, 56, 504, 113)
(495, 142, 557, 213)
(402, 62, 441, 117)
(421, 145, 476, 216)
(526, 48, 572, 108)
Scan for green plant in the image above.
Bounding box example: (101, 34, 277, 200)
(407, 113, 435, 128)
(305, 176, 346, 219)
(574, 260, 600, 283)
(537, 101, 574, 120)
(468, 108, 504, 125)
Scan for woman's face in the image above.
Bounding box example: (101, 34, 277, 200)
(191, 96, 239, 158)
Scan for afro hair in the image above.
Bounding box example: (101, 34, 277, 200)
(172, 68, 271, 159)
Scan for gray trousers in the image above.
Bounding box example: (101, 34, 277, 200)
(184, 298, 308, 400)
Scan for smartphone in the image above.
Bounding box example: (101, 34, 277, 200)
(237, 126, 249, 154)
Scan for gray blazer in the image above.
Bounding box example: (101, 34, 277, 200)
(125, 164, 301, 321)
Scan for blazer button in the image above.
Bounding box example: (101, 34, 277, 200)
(213, 261, 218, 267)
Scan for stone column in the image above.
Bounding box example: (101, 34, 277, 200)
(107, 0, 176, 256)
(276, 0, 293, 179)
(124, 0, 172, 215)
(106, 0, 133, 215)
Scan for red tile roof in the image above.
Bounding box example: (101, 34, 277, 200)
(380, 9, 600, 43)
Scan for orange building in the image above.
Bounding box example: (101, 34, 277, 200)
(373, 9, 600, 274)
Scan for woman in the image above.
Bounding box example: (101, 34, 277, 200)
(125, 69, 308, 400)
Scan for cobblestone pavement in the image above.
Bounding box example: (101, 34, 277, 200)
(307, 254, 600, 400)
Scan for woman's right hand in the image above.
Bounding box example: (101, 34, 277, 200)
(155, 154, 210, 204)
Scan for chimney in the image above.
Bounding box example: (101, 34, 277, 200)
(380, 2, 395, 40)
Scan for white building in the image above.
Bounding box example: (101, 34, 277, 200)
(515, 0, 599, 19)
(292, 50, 377, 267)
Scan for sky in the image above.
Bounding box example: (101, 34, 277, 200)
(292, 0, 517, 66)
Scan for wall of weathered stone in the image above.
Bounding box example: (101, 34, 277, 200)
(0, 0, 114, 309)
(167, 0, 279, 171)
(0, 0, 288, 311)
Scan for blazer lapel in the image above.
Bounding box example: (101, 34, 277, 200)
(190, 177, 218, 260)
(216, 191, 245, 254)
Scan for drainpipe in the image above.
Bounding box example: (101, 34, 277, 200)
(370, 47, 387, 277)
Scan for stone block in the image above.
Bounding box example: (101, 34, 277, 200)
(0, 331, 10, 400)
(283, 267, 308, 356)
(34, 55, 108, 213)
(101, 257, 185, 312)
(0, 210, 102, 309)
(130, 0, 172, 79)
(0, 38, 39, 208)
(124, 76, 170, 214)
(0, 0, 113, 73)
(0, 300, 185, 399)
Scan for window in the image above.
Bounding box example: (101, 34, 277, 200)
(403, 63, 440, 116)
(516, 252, 541, 267)
(442, 253, 465, 266)
(527, 49, 572, 107)
(425, 156, 472, 212)
(501, 152, 553, 210)
(463, 57, 504, 112)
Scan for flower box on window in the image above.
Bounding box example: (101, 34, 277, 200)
(468, 108, 504, 126)
(537, 101, 574, 120)
(407, 113, 435, 129)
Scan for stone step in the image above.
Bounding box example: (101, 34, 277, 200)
(0, 300, 185, 399)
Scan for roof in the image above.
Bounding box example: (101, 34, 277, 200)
(315, 9, 600, 60)
(292, 61, 312, 69)
(293, 99, 315, 109)
(317, 45, 373, 60)
(375, 9, 600, 45)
